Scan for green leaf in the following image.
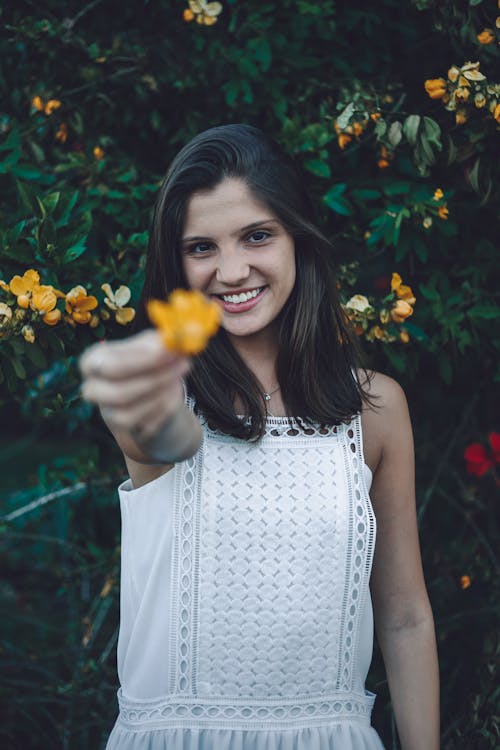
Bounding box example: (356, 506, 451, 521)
(43, 192, 61, 214)
(351, 189, 381, 201)
(62, 236, 87, 263)
(403, 115, 421, 146)
(304, 158, 331, 178)
(467, 305, 499, 320)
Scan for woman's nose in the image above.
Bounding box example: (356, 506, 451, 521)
(215, 247, 250, 286)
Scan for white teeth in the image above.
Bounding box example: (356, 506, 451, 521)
(222, 287, 262, 304)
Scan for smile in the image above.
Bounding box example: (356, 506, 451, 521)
(213, 286, 267, 313)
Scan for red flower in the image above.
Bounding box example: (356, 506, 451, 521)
(464, 432, 500, 477)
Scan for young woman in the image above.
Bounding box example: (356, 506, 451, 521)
(80, 124, 440, 750)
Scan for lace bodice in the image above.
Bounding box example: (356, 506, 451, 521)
(111, 411, 381, 745)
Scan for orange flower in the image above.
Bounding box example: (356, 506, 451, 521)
(455, 109, 468, 126)
(44, 99, 62, 115)
(460, 575, 471, 590)
(477, 29, 494, 45)
(93, 146, 105, 160)
(399, 330, 410, 344)
(55, 123, 68, 143)
(352, 122, 363, 137)
(337, 133, 352, 149)
(147, 289, 221, 355)
(424, 78, 447, 100)
(391, 273, 416, 306)
(183, 8, 195, 21)
(438, 204, 449, 220)
(42, 309, 62, 326)
(9, 269, 40, 297)
(433, 188, 444, 201)
(65, 285, 99, 324)
(31, 95, 44, 111)
(370, 112, 381, 122)
(31, 285, 58, 315)
(390, 300, 413, 323)
(494, 103, 500, 124)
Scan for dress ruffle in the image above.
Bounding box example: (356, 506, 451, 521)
(106, 723, 385, 750)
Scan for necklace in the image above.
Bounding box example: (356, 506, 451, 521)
(262, 385, 280, 402)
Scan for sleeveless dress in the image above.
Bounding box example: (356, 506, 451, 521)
(106, 410, 385, 750)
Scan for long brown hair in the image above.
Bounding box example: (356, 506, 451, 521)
(135, 124, 375, 440)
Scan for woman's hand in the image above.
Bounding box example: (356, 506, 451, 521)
(79, 329, 201, 464)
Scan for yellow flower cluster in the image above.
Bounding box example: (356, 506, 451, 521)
(0, 269, 135, 344)
(183, 0, 222, 25)
(355, 273, 416, 344)
(148, 289, 221, 355)
(425, 62, 500, 126)
(334, 119, 369, 150)
(31, 95, 62, 116)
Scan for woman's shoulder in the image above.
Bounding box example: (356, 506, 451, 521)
(355, 369, 411, 476)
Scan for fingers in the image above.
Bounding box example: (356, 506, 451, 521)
(79, 329, 187, 381)
(81, 358, 190, 407)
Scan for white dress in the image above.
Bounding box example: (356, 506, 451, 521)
(106, 410, 385, 749)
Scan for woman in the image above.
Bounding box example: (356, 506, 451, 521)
(80, 124, 440, 749)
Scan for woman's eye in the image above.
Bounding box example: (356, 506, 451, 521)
(187, 242, 212, 255)
(247, 230, 270, 243)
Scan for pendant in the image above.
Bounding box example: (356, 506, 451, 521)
(264, 393, 271, 401)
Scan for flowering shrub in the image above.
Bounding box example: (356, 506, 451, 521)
(0, 2, 498, 748)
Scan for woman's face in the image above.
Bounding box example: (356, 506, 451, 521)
(181, 178, 296, 344)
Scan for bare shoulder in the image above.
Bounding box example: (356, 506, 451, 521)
(355, 369, 411, 476)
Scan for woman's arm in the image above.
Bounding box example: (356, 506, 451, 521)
(362, 373, 440, 750)
(80, 330, 202, 485)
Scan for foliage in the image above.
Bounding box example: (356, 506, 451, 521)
(0, 1, 498, 748)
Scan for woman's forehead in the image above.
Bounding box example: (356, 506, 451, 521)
(183, 178, 277, 237)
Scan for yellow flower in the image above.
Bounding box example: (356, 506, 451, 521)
(455, 109, 468, 125)
(433, 188, 444, 201)
(352, 122, 363, 137)
(399, 330, 410, 344)
(31, 285, 58, 315)
(455, 86, 470, 102)
(424, 78, 447, 100)
(477, 29, 495, 45)
(390, 300, 413, 324)
(188, 0, 222, 26)
(21, 324, 35, 343)
(0, 279, 10, 292)
(9, 269, 40, 297)
(494, 103, 500, 123)
(147, 288, 221, 355)
(391, 273, 416, 305)
(460, 575, 471, 590)
(65, 285, 99, 325)
(42, 308, 62, 326)
(438, 204, 449, 220)
(337, 133, 352, 149)
(344, 294, 372, 314)
(0, 302, 13, 329)
(55, 123, 68, 143)
(93, 146, 105, 160)
(448, 66, 460, 83)
(474, 93, 486, 109)
(371, 325, 386, 341)
(183, 8, 195, 21)
(44, 99, 62, 115)
(462, 67, 486, 83)
(370, 112, 381, 122)
(101, 283, 136, 325)
(31, 95, 44, 111)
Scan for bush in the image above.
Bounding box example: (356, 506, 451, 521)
(1, 1, 498, 747)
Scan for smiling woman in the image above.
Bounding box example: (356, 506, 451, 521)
(79, 124, 440, 750)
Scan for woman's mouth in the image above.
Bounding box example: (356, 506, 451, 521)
(213, 286, 267, 313)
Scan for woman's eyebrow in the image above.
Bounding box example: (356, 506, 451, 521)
(182, 219, 279, 243)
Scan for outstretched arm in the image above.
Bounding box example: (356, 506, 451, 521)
(362, 373, 440, 750)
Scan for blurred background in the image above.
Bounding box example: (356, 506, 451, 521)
(0, 1, 498, 748)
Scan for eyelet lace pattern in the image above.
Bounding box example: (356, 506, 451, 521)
(118, 411, 376, 732)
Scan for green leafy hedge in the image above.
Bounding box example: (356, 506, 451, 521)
(0, 1, 498, 748)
